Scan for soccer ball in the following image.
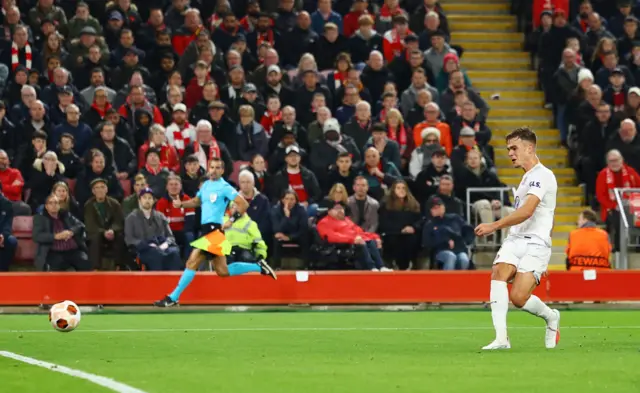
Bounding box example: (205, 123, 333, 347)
(49, 300, 81, 332)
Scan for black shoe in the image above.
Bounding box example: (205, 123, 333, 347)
(258, 259, 277, 280)
(153, 295, 178, 307)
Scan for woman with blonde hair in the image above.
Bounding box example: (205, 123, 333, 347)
(590, 37, 616, 73)
(378, 180, 422, 270)
(319, 183, 352, 216)
(385, 108, 414, 165)
(37, 181, 81, 219)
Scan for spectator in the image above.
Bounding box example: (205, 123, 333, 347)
(344, 101, 374, 150)
(155, 175, 196, 259)
(311, 118, 361, 182)
(307, 106, 333, 146)
(572, 0, 594, 34)
(554, 48, 582, 144)
(586, 13, 615, 57)
(423, 30, 456, 77)
(382, 14, 413, 63)
(349, 16, 384, 65)
(566, 208, 611, 270)
(270, 189, 309, 268)
(376, 0, 407, 34)
(67, 2, 103, 40)
(18, 129, 49, 183)
(235, 104, 269, 162)
(295, 71, 333, 127)
(261, 65, 295, 108)
(603, 67, 631, 119)
(343, 0, 373, 38)
(211, 12, 245, 54)
(281, 12, 319, 69)
(606, 118, 640, 171)
(440, 70, 489, 122)
(335, 84, 360, 126)
(139, 148, 171, 198)
(450, 101, 493, 147)
(237, 170, 271, 240)
(138, 123, 181, 173)
(410, 0, 449, 36)
(28, 150, 65, 210)
(41, 68, 88, 113)
(270, 145, 321, 215)
(418, 10, 448, 51)
(575, 85, 603, 133)
(245, 153, 270, 194)
(616, 16, 639, 60)
(435, 53, 471, 95)
(124, 187, 182, 271)
(92, 122, 137, 181)
(596, 149, 640, 223)
(48, 85, 77, 128)
(18, 100, 53, 158)
(347, 175, 379, 233)
(84, 178, 126, 270)
(224, 203, 268, 263)
(82, 84, 117, 128)
(0, 149, 25, 203)
(452, 124, 494, 170)
(270, 106, 309, 153)
(365, 122, 402, 170)
(259, 95, 283, 137)
(75, 149, 124, 207)
(412, 102, 453, 155)
(427, 174, 464, 217)
(202, 101, 237, 150)
(32, 192, 83, 275)
(268, 128, 308, 175)
(311, 0, 343, 35)
(0, 103, 18, 162)
(325, 151, 359, 196)
(422, 195, 474, 270)
(122, 173, 148, 217)
(316, 202, 390, 271)
(383, 109, 414, 167)
(400, 68, 438, 118)
(409, 126, 443, 180)
(118, 85, 164, 128)
(52, 103, 92, 157)
(455, 149, 512, 228)
(36, 181, 81, 221)
(172, 8, 204, 56)
(595, 51, 635, 89)
(413, 146, 451, 203)
(405, 89, 432, 128)
(378, 180, 421, 270)
(165, 103, 196, 158)
(1, 25, 41, 77)
(358, 146, 401, 201)
(0, 183, 17, 271)
(319, 183, 352, 216)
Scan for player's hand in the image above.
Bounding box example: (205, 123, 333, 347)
(172, 199, 182, 208)
(475, 223, 497, 237)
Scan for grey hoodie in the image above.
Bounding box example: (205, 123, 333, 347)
(424, 44, 457, 77)
(400, 83, 439, 117)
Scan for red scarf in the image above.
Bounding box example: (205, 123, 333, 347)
(333, 71, 347, 90)
(606, 165, 633, 201)
(145, 164, 161, 175)
(256, 29, 275, 49)
(193, 139, 221, 169)
(239, 16, 255, 32)
(91, 102, 112, 119)
(388, 124, 407, 154)
(209, 14, 224, 31)
(171, 122, 192, 156)
(260, 111, 282, 136)
(11, 41, 31, 70)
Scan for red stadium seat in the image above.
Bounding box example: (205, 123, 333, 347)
(15, 238, 35, 262)
(230, 161, 249, 185)
(12, 216, 33, 239)
(121, 179, 132, 197)
(66, 178, 76, 194)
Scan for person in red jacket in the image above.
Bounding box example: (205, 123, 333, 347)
(0, 150, 24, 202)
(184, 61, 212, 110)
(171, 8, 204, 56)
(343, 0, 374, 38)
(382, 14, 413, 63)
(596, 149, 640, 224)
(155, 175, 196, 258)
(316, 203, 392, 271)
(137, 124, 181, 173)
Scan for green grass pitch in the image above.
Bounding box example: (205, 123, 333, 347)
(1, 311, 639, 392)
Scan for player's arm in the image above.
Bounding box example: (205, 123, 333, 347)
(233, 194, 249, 215)
(178, 196, 201, 209)
(491, 194, 540, 231)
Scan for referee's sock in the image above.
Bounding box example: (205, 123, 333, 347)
(168, 268, 196, 302)
(490, 280, 509, 341)
(522, 294, 554, 321)
(228, 262, 261, 276)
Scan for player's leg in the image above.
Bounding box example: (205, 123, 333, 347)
(213, 254, 277, 279)
(482, 262, 517, 350)
(154, 248, 207, 307)
(511, 248, 561, 349)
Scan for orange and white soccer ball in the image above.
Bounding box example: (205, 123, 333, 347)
(49, 300, 81, 332)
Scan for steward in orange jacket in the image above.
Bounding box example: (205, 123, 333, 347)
(566, 209, 611, 271)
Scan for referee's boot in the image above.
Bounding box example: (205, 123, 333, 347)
(258, 259, 278, 280)
(153, 295, 179, 307)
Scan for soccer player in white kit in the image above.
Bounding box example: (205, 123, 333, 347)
(475, 127, 561, 350)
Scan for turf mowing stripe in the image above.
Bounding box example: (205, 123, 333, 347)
(1, 326, 640, 333)
(0, 351, 148, 393)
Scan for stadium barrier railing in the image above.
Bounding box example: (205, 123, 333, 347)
(465, 187, 514, 248)
(613, 187, 640, 269)
(1, 271, 640, 305)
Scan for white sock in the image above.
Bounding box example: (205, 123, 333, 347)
(490, 280, 509, 341)
(522, 295, 554, 322)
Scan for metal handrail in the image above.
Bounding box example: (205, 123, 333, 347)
(612, 188, 640, 269)
(465, 187, 513, 223)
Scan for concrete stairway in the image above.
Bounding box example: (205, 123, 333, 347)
(442, 0, 587, 268)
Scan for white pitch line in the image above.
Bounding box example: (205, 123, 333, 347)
(1, 326, 639, 333)
(0, 351, 148, 393)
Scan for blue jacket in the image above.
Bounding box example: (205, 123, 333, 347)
(422, 213, 474, 254)
(311, 10, 343, 35)
(52, 122, 93, 157)
(335, 105, 355, 125)
(235, 121, 269, 162)
(246, 189, 272, 238)
(270, 202, 308, 241)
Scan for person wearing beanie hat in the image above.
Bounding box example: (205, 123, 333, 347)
(409, 126, 442, 179)
(140, 147, 171, 198)
(310, 117, 361, 188)
(577, 68, 594, 85)
(436, 52, 472, 95)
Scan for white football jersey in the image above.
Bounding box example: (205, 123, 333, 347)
(507, 161, 557, 247)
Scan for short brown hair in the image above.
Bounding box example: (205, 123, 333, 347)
(580, 208, 598, 223)
(358, 14, 374, 26)
(505, 126, 537, 145)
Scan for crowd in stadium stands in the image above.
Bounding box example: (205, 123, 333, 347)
(529, 0, 640, 256)
(0, 0, 615, 273)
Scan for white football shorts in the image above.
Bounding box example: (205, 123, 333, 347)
(493, 236, 551, 284)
